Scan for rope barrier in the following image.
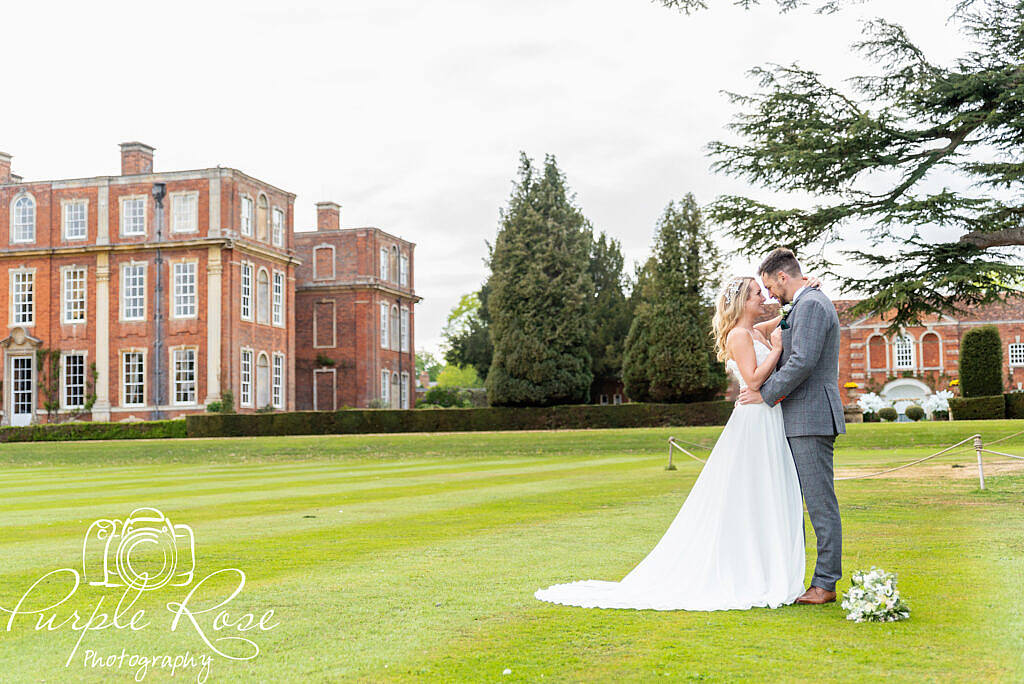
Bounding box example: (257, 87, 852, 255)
(834, 434, 980, 481)
(666, 432, 1024, 490)
(666, 437, 707, 470)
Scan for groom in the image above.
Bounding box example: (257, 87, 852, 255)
(738, 247, 845, 605)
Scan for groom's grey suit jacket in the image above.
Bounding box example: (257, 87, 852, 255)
(759, 288, 846, 436)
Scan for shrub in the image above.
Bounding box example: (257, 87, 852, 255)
(1004, 392, 1024, 419)
(417, 386, 469, 408)
(0, 419, 186, 443)
(206, 400, 223, 413)
(221, 390, 235, 414)
(904, 405, 925, 421)
(931, 410, 949, 421)
(959, 326, 1003, 397)
(948, 395, 1005, 420)
(186, 401, 736, 438)
(878, 407, 898, 422)
(863, 412, 881, 423)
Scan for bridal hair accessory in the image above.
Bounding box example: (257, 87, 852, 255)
(723, 277, 746, 306)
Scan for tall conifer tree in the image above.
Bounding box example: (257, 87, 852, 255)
(485, 154, 594, 406)
(623, 194, 727, 402)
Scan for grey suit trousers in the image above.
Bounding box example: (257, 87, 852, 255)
(788, 434, 842, 592)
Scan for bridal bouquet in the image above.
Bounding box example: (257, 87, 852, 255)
(841, 568, 910, 623)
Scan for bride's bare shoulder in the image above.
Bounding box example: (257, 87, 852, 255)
(725, 327, 754, 353)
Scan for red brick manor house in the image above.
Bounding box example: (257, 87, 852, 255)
(834, 298, 1024, 409)
(0, 142, 416, 425)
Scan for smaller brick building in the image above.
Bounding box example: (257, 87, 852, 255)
(294, 203, 419, 410)
(837, 298, 1024, 410)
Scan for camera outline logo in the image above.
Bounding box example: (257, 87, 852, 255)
(82, 507, 196, 591)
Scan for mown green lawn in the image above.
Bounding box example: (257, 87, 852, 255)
(0, 420, 1021, 682)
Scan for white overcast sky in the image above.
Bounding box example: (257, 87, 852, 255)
(3, 0, 972, 355)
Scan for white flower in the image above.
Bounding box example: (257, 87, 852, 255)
(857, 392, 889, 415)
(841, 567, 910, 623)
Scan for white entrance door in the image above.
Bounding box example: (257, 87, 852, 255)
(11, 356, 33, 426)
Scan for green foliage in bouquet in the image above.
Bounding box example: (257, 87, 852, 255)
(841, 568, 910, 623)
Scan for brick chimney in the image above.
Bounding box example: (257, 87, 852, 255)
(316, 201, 341, 230)
(0, 152, 11, 184)
(120, 142, 155, 175)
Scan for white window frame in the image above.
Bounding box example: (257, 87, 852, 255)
(172, 260, 198, 319)
(10, 268, 35, 325)
(240, 347, 254, 407)
(400, 306, 410, 352)
(121, 350, 146, 407)
(893, 335, 915, 370)
(380, 369, 390, 405)
(272, 270, 285, 326)
(272, 207, 285, 247)
(170, 191, 199, 234)
(62, 199, 88, 241)
(400, 371, 410, 409)
(240, 195, 254, 237)
(119, 195, 147, 237)
(61, 352, 87, 410)
(379, 247, 389, 280)
(62, 265, 87, 324)
(1010, 343, 1024, 367)
(390, 305, 400, 350)
(240, 261, 253, 321)
(171, 346, 197, 405)
(120, 262, 147, 321)
(380, 302, 389, 349)
(11, 194, 36, 244)
(400, 254, 409, 287)
(256, 267, 270, 325)
(272, 352, 284, 409)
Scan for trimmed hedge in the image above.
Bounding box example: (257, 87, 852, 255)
(0, 419, 186, 443)
(948, 395, 1005, 421)
(960, 326, 1003, 397)
(186, 401, 736, 438)
(1004, 392, 1024, 420)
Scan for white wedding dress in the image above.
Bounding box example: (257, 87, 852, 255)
(535, 339, 805, 611)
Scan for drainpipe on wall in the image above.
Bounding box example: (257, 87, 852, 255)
(152, 183, 166, 419)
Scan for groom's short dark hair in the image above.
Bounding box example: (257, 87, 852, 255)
(758, 248, 802, 279)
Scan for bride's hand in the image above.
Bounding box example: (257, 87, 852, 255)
(770, 326, 783, 348)
(804, 275, 822, 289)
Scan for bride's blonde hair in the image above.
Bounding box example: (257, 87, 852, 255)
(712, 276, 757, 362)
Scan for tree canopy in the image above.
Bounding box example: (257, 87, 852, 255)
(623, 195, 727, 402)
(660, 0, 1024, 331)
(485, 153, 594, 406)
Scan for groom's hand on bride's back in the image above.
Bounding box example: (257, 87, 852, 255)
(737, 388, 764, 405)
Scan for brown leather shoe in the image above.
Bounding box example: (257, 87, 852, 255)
(795, 586, 837, 605)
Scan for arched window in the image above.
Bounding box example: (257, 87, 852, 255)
(893, 335, 915, 370)
(390, 371, 400, 409)
(257, 195, 269, 242)
(12, 195, 35, 243)
(257, 269, 270, 324)
(390, 246, 399, 283)
(390, 305, 399, 349)
(256, 353, 271, 408)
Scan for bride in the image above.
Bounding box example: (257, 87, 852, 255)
(534, 276, 815, 611)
